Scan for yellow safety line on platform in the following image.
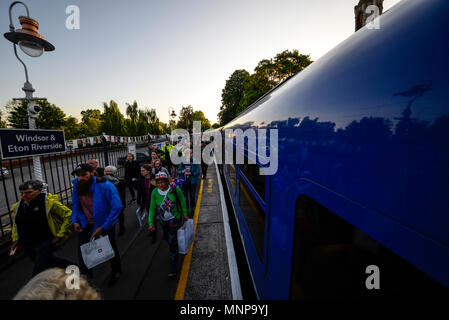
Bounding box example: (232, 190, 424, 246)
(174, 179, 204, 300)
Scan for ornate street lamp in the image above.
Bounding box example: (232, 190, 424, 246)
(3, 1, 55, 182)
(168, 107, 177, 144)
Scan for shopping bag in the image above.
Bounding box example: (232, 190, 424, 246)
(80, 235, 115, 269)
(178, 219, 194, 254)
(136, 207, 147, 227)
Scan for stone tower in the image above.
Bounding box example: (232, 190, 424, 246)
(354, 0, 384, 31)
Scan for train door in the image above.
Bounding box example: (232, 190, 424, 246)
(235, 154, 271, 297)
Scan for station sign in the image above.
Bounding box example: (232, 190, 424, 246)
(0, 129, 66, 160)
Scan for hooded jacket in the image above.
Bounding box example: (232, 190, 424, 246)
(71, 176, 122, 231)
(11, 193, 72, 243)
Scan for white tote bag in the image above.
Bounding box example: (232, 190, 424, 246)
(80, 235, 115, 269)
(136, 207, 147, 227)
(178, 219, 194, 254)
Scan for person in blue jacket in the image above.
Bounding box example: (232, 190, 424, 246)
(177, 150, 200, 217)
(71, 163, 123, 286)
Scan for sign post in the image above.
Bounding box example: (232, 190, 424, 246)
(0, 129, 66, 160)
(128, 143, 136, 159)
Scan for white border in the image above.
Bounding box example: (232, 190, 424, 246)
(214, 155, 243, 300)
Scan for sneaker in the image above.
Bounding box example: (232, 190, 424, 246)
(107, 272, 121, 287)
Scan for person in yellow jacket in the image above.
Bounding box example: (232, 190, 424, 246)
(161, 139, 174, 174)
(10, 180, 75, 276)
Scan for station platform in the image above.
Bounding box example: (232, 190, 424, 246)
(0, 163, 240, 300)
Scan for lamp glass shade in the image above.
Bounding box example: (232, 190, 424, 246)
(18, 40, 44, 57)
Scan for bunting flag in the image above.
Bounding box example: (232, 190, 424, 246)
(82, 138, 86, 147)
(89, 137, 94, 145)
(106, 135, 110, 142)
(96, 136, 101, 143)
(72, 139, 78, 149)
(120, 137, 124, 143)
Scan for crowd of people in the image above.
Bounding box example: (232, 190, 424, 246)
(9, 138, 210, 299)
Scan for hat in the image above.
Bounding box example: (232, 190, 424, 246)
(155, 172, 169, 180)
(72, 163, 94, 176)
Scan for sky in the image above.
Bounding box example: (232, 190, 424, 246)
(0, 0, 402, 125)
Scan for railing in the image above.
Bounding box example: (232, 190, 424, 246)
(0, 143, 138, 241)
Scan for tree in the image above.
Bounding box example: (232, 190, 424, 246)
(192, 110, 212, 131)
(239, 50, 313, 113)
(81, 109, 102, 123)
(212, 123, 220, 129)
(176, 105, 194, 132)
(141, 107, 160, 135)
(0, 110, 7, 128)
(219, 69, 250, 126)
(6, 100, 28, 129)
(80, 109, 102, 137)
(100, 100, 125, 136)
(63, 116, 81, 140)
(126, 100, 139, 136)
(36, 101, 66, 130)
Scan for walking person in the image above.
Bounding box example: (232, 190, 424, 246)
(149, 151, 159, 168)
(200, 141, 208, 179)
(10, 180, 75, 277)
(152, 158, 170, 178)
(148, 172, 188, 278)
(71, 164, 123, 286)
(178, 150, 200, 217)
(88, 158, 104, 177)
(136, 164, 157, 242)
(104, 165, 127, 236)
(161, 139, 173, 174)
(124, 153, 140, 204)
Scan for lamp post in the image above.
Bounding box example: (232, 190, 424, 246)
(168, 107, 176, 144)
(4, 1, 55, 182)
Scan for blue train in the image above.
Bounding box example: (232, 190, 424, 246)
(219, 0, 449, 299)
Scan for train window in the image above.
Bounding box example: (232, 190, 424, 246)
(239, 180, 265, 261)
(290, 194, 449, 299)
(240, 156, 265, 201)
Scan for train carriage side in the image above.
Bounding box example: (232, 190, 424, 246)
(222, 0, 449, 299)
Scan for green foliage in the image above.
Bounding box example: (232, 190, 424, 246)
(80, 109, 102, 137)
(218, 49, 313, 123)
(6, 100, 28, 129)
(36, 101, 66, 129)
(81, 109, 102, 123)
(192, 110, 212, 131)
(100, 100, 125, 135)
(237, 72, 275, 115)
(0, 110, 7, 128)
(175, 105, 212, 133)
(219, 69, 250, 126)
(63, 116, 81, 140)
(5, 100, 66, 130)
(212, 123, 220, 129)
(176, 105, 194, 132)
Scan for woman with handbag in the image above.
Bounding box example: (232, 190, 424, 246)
(137, 164, 157, 242)
(124, 153, 140, 204)
(148, 172, 188, 278)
